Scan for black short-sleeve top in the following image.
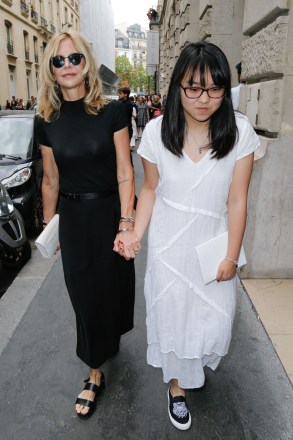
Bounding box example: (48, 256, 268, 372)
(35, 98, 128, 193)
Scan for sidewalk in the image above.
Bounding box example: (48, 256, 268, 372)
(242, 278, 293, 383)
(0, 150, 292, 439)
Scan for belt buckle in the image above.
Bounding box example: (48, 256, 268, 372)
(68, 193, 79, 200)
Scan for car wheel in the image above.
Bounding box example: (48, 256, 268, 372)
(1, 240, 32, 270)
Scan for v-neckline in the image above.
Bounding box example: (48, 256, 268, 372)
(182, 148, 211, 165)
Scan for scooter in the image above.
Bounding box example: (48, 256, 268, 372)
(0, 182, 31, 270)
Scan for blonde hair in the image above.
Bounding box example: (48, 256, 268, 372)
(38, 31, 107, 121)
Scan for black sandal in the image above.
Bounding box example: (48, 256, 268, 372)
(75, 372, 105, 419)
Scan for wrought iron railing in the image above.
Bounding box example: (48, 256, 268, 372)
(7, 40, 14, 55)
(40, 16, 48, 28)
(20, 1, 29, 14)
(31, 10, 38, 22)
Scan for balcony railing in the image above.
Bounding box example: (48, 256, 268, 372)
(50, 24, 56, 33)
(7, 40, 14, 55)
(75, 2, 78, 11)
(116, 44, 130, 49)
(40, 16, 48, 28)
(2, 0, 13, 6)
(34, 51, 39, 63)
(25, 49, 29, 61)
(31, 10, 38, 23)
(20, 1, 29, 15)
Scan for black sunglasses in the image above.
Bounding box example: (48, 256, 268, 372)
(50, 53, 84, 68)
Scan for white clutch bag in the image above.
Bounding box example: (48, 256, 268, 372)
(196, 231, 247, 284)
(35, 214, 59, 258)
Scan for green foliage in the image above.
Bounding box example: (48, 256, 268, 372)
(131, 63, 148, 93)
(115, 56, 155, 94)
(115, 56, 133, 87)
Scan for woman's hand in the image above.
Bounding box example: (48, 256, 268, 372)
(216, 259, 237, 282)
(113, 230, 141, 260)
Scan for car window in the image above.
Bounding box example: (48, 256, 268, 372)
(0, 117, 33, 159)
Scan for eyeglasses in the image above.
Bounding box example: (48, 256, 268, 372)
(180, 84, 226, 99)
(50, 53, 84, 68)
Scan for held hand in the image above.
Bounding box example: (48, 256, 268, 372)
(55, 242, 61, 254)
(216, 259, 237, 282)
(113, 230, 141, 260)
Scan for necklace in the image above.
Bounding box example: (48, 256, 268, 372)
(187, 131, 210, 154)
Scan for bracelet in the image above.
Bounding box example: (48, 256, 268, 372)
(225, 256, 238, 267)
(117, 227, 134, 233)
(120, 216, 135, 223)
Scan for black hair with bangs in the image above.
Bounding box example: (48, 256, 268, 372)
(161, 41, 238, 159)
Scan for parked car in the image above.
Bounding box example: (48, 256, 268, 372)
(0, 110, 43, 235)
(0, 181, 31, 270)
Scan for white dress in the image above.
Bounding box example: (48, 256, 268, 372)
(137, 113, 259, 388)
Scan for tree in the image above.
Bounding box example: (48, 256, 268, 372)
(115, 55, 133, 88)
(115, 56, 155, 94)
(131, 63, 148, 93)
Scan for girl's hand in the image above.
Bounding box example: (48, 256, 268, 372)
(113, 230, 141, 260)
(216, 259, 237, 282)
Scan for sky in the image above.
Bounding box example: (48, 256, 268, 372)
(110, 0, 158, 29)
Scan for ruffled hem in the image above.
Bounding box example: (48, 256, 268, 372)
(147, 344, 223, 389)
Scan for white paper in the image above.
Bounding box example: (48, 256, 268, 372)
(196, 231, 247, 284)
(35, 214, 59, 258)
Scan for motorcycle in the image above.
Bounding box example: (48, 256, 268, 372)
(0, 182, 31, 270)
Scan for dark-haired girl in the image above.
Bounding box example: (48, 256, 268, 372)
(120, 42, 259, 430)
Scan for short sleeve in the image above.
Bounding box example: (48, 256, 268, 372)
(35, 115, 52, 148)
(110, 100, 128, 133)
(236, 114, 260, 160)
(137, 117, 162, 164)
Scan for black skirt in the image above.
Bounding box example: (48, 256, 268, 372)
(59, 193, 135, 368)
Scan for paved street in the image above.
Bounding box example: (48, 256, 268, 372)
(0, 151, 292, 440)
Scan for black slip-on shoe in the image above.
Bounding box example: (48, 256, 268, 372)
(167, 388, 191, 430)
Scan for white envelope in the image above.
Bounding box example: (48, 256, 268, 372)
(35, 214, 59, 258)
(196, 231, 247, 284)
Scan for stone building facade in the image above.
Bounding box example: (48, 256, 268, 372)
(152, 0, 293, 278)
(115, 23, 147, 70)
(0, 0, 80, 108)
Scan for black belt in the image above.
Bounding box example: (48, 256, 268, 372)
(60, 190, 118, 200)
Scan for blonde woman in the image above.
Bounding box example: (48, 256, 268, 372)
(36, 32, 139, 419)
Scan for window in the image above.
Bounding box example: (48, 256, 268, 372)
(35, 71, 39, 92)
(33, 36, 38, 63)
(39, 0, 43, 16)
(26, 70, 31, 99)
(5, 21, 13, 55)
(23, 31, 29, 61)
(9, 65, 16, 98)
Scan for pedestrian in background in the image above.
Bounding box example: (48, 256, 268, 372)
(118, 86, 133, 141)
(136, 96, 148, 138)
(122, 41, 259, 430)
(129, 96, 137, 150)
(146, 95, 153, 121)
(36, 31, 137, 419)
(151, 94, 162, 118)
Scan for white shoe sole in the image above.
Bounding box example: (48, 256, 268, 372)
(167, 389, 191, 431)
